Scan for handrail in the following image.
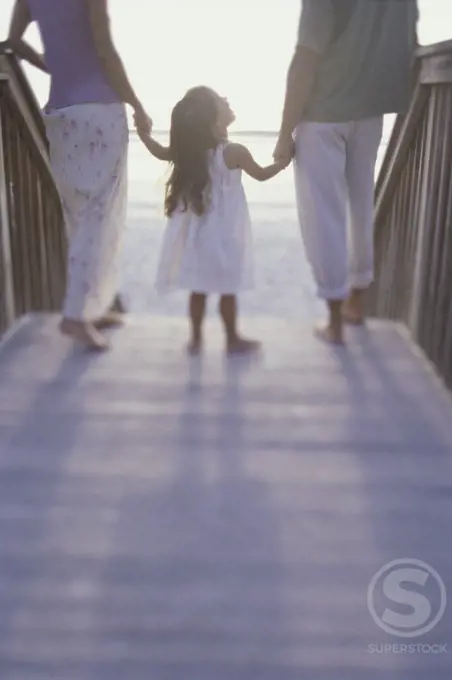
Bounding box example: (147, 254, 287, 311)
(370, 40, 452, 388)
(0, 41, 50, 171)
(0, 45, 66, 335)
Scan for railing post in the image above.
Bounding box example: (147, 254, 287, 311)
(373, 40, 452, 389)
(407, 94, 435, 339)
(0, 46, 69, 337)
(0, 107, 15, 328)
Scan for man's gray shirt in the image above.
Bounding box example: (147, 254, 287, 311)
(297, 0, 419, 122)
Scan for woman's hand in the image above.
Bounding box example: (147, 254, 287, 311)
(133, 105, 152, 137)
(12, 39, 48, 73)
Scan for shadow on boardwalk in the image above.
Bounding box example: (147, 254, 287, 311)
(0, 315, 451, 679)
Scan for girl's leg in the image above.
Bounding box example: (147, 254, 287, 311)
(219, 295, 260, 354)
(188, 292, 207, 354)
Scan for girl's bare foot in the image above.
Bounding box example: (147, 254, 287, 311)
(188, 294, 206, 356)
(187, 339, 202, 356)
(59, 319, 109, 351)
(94, 311, 125, 330)
(227, 337, 261, 355)
(314, 324, 345, 346)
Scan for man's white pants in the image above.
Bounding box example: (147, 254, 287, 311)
(294, 117, 383, 301)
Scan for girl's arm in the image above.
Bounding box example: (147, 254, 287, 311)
(136, 130, 171, 162)
(8, 0, 48, 73)
(223, 143, 290, 181)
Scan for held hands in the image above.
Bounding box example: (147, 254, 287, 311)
(273, 133, 295, 168)
(274, 156, 292, 172)
(133, 104, 153, 138)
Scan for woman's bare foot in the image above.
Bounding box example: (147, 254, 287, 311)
(94, 311, 125, 330)
(59, 318, 109, 351)
(314, 324, 345, 346)
(227, 337, 261, 355)
(110, 294, 127, 314)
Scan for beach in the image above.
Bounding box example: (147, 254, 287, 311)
(120, 122, 392, 320)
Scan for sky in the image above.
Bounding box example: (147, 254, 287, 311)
(1, 0, 451, 130)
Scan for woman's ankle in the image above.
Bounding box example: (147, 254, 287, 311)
(60, 317, 84, 329)
(59, 317, 109, 349)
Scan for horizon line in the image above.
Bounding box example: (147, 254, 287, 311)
(130, 129, 279, 136)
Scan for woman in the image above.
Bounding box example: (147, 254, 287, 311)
(9, 0, 151, 350)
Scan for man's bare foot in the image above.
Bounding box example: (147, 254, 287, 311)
(59, 319, 109, 351)
(94, 311, 125, 330)
(314, 324, 345, 346)
(342, 290, 366, 325)
(342, 311, 365, 325)
(227, 337, 261, 355)
(342, 303, 365, 325)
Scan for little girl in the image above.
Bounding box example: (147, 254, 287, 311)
(136, 86, 290, 355)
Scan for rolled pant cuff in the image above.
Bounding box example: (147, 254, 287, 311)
(317, 284, 350, 301)
(349, 272, 374, 290)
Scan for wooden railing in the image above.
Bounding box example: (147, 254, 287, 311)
(0, 43, 66, 337)
(370, 40, 452, 389)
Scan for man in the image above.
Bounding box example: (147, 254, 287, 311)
(274, 0, 418, 344)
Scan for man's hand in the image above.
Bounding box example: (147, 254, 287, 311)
(274, 156, 292, 172)
(273, 133, 295, 165)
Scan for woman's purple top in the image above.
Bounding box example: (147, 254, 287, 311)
(28, 0, 120, 109)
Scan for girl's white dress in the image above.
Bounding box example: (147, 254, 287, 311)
(155, 143, 254, 295)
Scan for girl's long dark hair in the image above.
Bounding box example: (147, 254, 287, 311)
(165, 87, 219, 218)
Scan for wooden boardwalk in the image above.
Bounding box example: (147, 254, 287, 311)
(0, 314, 451, 679)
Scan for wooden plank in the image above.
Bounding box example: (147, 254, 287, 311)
(0, 315, 451, 679)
